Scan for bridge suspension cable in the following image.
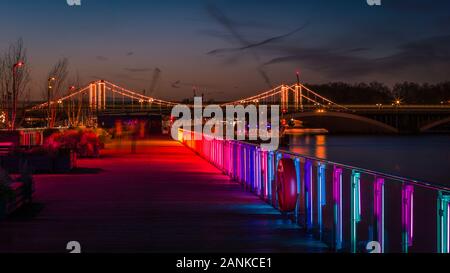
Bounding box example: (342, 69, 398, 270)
(28, 85, 91, 111)
(103, 81, 178, 107)
(223, 83, 348, 112)
(27, 80, 178, 112)
(27, 80, 347, 114)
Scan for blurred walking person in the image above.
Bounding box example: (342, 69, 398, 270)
(130, 120, 139, 154)
(115, 120, 123, 149)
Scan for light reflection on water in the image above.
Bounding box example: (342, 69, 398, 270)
(288, 134, 450, 186)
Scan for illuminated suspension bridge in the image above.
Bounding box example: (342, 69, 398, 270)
(23, 79, 359, 132)
(25, 80, 450, 133)
(27, 80, 346, 114)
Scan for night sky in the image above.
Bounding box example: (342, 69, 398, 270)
(1, 0, 450, 101)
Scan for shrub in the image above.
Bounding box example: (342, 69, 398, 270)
(44, 128, 110, 158)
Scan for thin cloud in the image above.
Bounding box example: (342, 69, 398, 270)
(96, 56, 109, 61)
(114, 73, 148, 82)
(171, 80, 181, 88)
(205, 2, 274, 88)
(124, 67, 153, 73)
(207, 23, 308, 55)
(262, 34, 450, 81)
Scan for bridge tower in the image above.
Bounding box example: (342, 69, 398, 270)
(281, 85, 289, 113)
(98, 81, 106, 111)
(89, 83, 97, 110)
(89, 81, 106, 111)
(294, 84, 303, 112)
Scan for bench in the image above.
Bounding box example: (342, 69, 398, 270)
(0, 142, 15, 156)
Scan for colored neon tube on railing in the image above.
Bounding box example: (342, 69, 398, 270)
(374, 177, 385, 253)
(267, 152, 274, 202)
(333, 167, 343, 250)
(294, 158, 302, 223)
(317, 163, 327, 236)
(438, 192, 450, 253)
(305, 160, 313, 231)
(402, 184, 414, 253)
(351, 171, 362, 253)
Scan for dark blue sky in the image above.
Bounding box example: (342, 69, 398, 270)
(1, 0, 450, 100)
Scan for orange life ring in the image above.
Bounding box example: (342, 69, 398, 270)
(277, 158, 298, 212)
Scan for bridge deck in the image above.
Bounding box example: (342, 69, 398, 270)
(0, 137, 326, 253)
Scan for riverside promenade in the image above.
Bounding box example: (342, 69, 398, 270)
(0, 137, 326, 253)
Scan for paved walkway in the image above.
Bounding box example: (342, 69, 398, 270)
(0, 137, 327, 253)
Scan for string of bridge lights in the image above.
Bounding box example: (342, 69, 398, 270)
(27, 79, 347, 112)
(27, 80, 177, 111)
(103, 80, 177, 106)
(224, 83, 348, 112)
(28, 85, 91, 111)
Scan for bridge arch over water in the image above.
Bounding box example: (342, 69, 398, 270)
(289, 111, 399, 134)
(420, 116, 450, 132)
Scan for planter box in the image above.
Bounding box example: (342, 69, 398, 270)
(0, 149, 77, 174)
(0, 155, 21, 173)
(53, 149, 76, 173)
(0, 131, 20, 146)
(26, 154, 54, 173)
(0, 181, 34, 221)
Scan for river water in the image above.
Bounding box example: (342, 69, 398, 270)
(287, 134, 450, 186)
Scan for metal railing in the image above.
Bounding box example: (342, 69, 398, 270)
(178, 129, 450, 253)
(0, 129, 44, 147)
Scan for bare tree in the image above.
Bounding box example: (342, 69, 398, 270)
(0, 56, 6, 128)
(15, 87, 32, 129)
(0, 39, 30, 130)
(66, 72, 84, 127)
(45, 58, 69, 127)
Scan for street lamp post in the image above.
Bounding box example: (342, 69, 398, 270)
(68, 85, 76, 127)
(47, 77, 56, 128)
(11, 61, 25, 130)
(394, 99, 402, 129)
